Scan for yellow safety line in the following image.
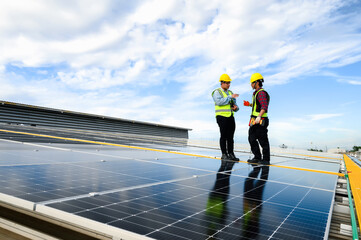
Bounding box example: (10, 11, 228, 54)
(0, 129, 343, 177)
(0, 129, 215, 159)
(261, 163, 343, 177)
(284, 152, 341, 160)
(343, 154, 361, 228)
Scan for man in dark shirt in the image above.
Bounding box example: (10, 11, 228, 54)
(243, 73, 270, 165)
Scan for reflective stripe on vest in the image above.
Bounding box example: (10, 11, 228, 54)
(213, 88, 233, 117)
(252, 89, 268, 117)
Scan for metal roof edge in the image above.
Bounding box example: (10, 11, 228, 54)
(0, 193, 154, 240)
(0, 100, 192, 131)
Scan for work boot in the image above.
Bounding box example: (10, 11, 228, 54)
(228, 153, 239, 161)
(247, 157, 260, 164)
(221, 153, 230, 160)
(259, 160, 270, 165)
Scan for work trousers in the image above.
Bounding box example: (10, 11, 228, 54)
(216, 115, 235, 154)
(248, 119, 270, 162)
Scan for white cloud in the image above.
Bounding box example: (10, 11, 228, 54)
(319, 71, 361, 85)
(338, 78, 361, 85)
(1, 0, 360, 79)
(57, 68, 125, 90)
(319, 127, 353, 133)
(308, 113, 343, 121)
(347, 80, 361, 85)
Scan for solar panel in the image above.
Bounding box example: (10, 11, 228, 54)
(0, 130, 340, 239)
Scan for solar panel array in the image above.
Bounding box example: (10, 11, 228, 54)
(0, 129, 341, 239)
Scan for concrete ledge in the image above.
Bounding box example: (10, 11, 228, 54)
(0, 193, 35, 211)
(36, 204, 154, 240)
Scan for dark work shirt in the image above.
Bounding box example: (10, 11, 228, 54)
(253, 88, 268, 111)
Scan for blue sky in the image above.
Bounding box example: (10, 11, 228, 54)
(0, 0, 360, 150)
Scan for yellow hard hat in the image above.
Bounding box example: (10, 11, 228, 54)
(250, 73, 263, 83)
(219, 73, 232, 82)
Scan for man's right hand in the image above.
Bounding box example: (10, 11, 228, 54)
(232, 94, 239, 98)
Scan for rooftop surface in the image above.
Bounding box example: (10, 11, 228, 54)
(0, 125, 347, 239)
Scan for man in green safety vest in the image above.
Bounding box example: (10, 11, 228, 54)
(212, 73, 240, 161)
(243, 73, 270, 165)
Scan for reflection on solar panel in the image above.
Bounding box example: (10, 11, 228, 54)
(0, 128, 342, 239)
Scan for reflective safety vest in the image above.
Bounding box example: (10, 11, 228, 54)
(212, 88, 234, 117)
(252, 89, 270, 118)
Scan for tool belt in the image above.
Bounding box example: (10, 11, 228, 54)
(249, 117, 265, 127)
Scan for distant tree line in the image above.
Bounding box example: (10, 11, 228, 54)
(349, 146, 361, 152)
(308, 148, 323, 152)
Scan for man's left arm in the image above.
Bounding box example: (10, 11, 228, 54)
(232, 98, 239, 112)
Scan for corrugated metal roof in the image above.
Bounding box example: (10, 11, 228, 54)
(0, 101, 191, 139)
